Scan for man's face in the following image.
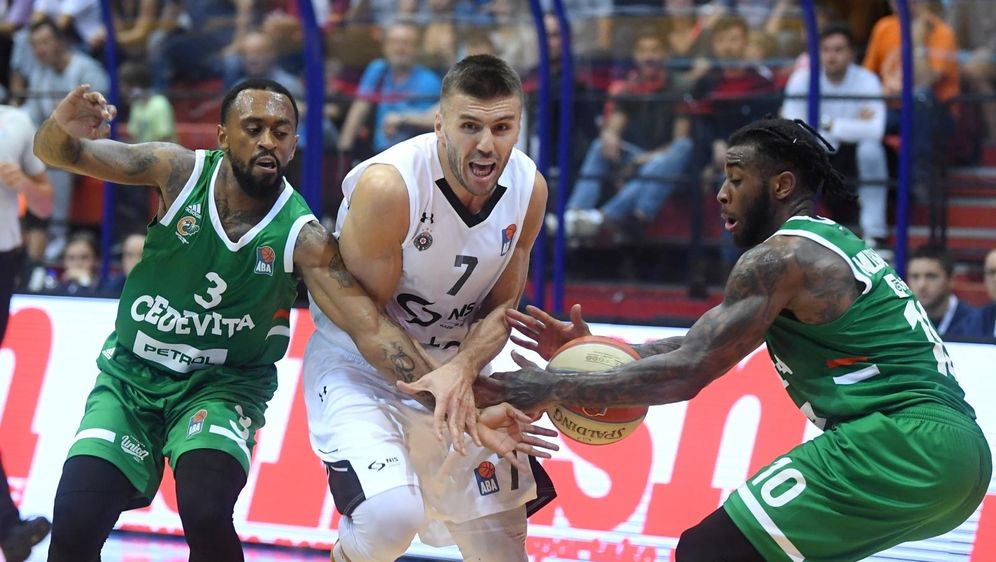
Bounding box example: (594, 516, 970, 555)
(384, 24, 419, 70)
(436, 92, 522, 198)
(63, 240, 96, 276)
(907, 258, 952, 311)
(30, 26, 63, 67)
(820, 33, 853, 79)
(218, 89, 298, 200)
(122, 234, 145, 276)
(711, 25, 747, 60)
(633, 36, 666, 74)
(983, 250, 996, 301)
(242, 35, 275, 77)
(718, 144, 778, 249)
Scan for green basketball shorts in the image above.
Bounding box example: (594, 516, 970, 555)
(724, 404, 991, 561)
(67, 346, 277, 506)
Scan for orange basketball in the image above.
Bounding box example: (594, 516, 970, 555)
(545, 336, 648, 445)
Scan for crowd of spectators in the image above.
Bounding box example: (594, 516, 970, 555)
(0, 0, 993, 338)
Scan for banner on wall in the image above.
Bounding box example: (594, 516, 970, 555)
(2, 295, 995, 561)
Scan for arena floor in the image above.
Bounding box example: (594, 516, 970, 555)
(13, 532, 439, 562)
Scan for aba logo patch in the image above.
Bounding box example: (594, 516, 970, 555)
(474, 461, 500, 496)
(187, 408, 208, 437)
(414, 231, 433, 251)
(500, 224, 517, 256)
(175, 215, 200, 244)
(254, 245, 275, 275)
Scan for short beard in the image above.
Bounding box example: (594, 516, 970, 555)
(228, 152, 284, 200)
(733, 183, 775, 249)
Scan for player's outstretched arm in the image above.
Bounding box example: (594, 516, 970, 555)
(33, 84, 194, 204)
(480, 239, 803, 412)
(296, 221, 437, 399)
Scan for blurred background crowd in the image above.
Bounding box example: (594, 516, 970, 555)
(2, 0, 995, 339)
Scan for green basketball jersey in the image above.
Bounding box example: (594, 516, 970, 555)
(103, 149, 316, 376)
(764, 216, 975, 429)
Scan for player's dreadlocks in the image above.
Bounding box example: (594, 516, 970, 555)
(728, 118, 856, 203)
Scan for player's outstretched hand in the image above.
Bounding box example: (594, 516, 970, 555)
(396, 362, 480, 455)
(473, 351, 557, 412)
(505, 304, 590, 361)
(52, 84, 117, 140)
(476, 403, 559, 471)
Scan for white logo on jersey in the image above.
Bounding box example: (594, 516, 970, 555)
(852, 248, 887, 277)
(133, 330, 228, 372)
(130, 294, 255, 337)
(185, 203, 202, 218)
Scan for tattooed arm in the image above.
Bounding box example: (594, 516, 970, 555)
(33, 85, 195, 211)
(631, 336, 685, 358)
(483, 237, 805, 411)
(295, 221, 437, 408)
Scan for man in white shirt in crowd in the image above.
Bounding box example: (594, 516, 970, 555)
(782, 22, 889, 253)
(0, 99, 53, 562)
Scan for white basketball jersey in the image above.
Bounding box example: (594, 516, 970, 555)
(310, 133, 536, 366)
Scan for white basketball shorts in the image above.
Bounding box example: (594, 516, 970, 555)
(302, 334, 555, 546)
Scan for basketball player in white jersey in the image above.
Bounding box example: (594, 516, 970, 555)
(303, 55, 552, 562)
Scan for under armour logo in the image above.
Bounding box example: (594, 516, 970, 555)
(420, 212, 434, 224)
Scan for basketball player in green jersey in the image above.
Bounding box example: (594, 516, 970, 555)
(32, 80, 556, 562)
(430, 117, 993, 561)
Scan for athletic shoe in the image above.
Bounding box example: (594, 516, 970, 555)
(1, 516, 51, 562)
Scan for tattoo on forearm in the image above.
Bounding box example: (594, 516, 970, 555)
(327, 251, 355, 288)
(632, 336, 683, 358)
(387, 343, 417, 383)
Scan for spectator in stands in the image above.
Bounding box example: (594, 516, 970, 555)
(98, 231, 145, 295)
(559, 30, 694, 242)
(118, 61, 175, 235)
(1, 99, 53, 340)
(108, 0, 165, 62)
(484, 0, 537, 72)
(0, 98, 54, 562)
(863, 0, 958, 200)
(120, 62, 176, 145)
(946, 0, 996, 144)
(30, 0, 106, 54)
(20, 16, 108, 262)
(981, 248, 996, 338)
(223, 31, 304, 101)
(148, 0, 253, 91)
(336, 20, 441, 158)
(53, 230, 100, 295)
(906, 244, 984, 339)
(0, 0, 34, 91)
(523, 13, 601, 187)
(782, 23, 890, 252)
(690, 14, 779, 182)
